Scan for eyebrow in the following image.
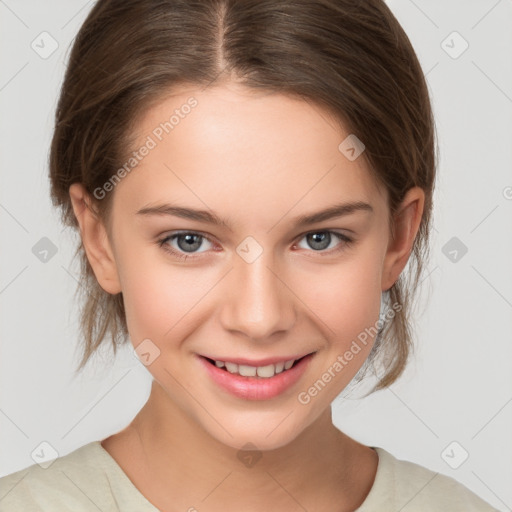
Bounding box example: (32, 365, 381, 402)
(136, 200, 373, 229)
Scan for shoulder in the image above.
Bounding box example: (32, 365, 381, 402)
(0, 442, 111, 511)
(0, 441, 156, 512)
(357, 447, 500, 512)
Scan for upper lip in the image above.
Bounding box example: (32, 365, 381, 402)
(200, 352, 315, 367)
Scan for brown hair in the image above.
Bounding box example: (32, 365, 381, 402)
(49, 0, 438, 392)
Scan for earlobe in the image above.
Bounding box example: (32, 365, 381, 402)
(381, 187, 425, 292)
(69, 183, 122, 295)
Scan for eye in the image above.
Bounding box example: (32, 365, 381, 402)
(158, 231, 214, 260)
(294, 230, 353, 255)
(157, 229, 354, 261)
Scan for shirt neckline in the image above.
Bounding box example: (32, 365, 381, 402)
(90, 440, 388, 510)
(92, 440, 161, 510)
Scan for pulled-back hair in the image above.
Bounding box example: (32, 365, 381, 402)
(49, 0, 438, 391)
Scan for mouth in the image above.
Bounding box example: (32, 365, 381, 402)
(198, 352, 316, 400)
(202, 353, 312, 378)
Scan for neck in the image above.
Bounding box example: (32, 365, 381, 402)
(113, 380, 375, 512)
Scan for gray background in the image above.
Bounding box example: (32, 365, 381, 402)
(0, 1, 511, 510)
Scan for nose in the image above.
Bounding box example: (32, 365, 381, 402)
(219, 250, 297, 342)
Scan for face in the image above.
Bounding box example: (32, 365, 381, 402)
(72, 82, 422, 451)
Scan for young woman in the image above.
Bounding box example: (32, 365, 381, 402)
(0, 0, 499, 510)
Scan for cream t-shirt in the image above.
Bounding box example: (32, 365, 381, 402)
(0, 441, 499, 511)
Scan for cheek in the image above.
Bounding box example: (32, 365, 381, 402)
(118, 248, 217, 345)
(295, 249, 383, 337)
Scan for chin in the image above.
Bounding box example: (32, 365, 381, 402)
(196, 406, 321, 454)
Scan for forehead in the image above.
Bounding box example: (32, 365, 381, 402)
(114, 83, 386, 223)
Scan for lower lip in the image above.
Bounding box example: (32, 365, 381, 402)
(198, 353, 315, 401)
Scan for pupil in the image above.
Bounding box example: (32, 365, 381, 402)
(179, 234, 201, 252)
(308, 232, 330, 250)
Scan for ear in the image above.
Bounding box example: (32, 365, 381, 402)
(69, 183, 122, 295)
(381, 186, 425, 292)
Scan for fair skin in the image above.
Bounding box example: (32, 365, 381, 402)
(69, 81, 424, 512)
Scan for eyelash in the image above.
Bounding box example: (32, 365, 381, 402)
(157, 230, 354, 261)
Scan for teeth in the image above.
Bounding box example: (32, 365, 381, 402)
(225, 362, 238, 373)
(257, 364, 275, 378)
(212, 358, 298, 378)
(239, 364, 257, 377)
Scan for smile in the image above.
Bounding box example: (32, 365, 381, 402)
(198, 352, 316, 400)
(206, 356, 306, 378)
